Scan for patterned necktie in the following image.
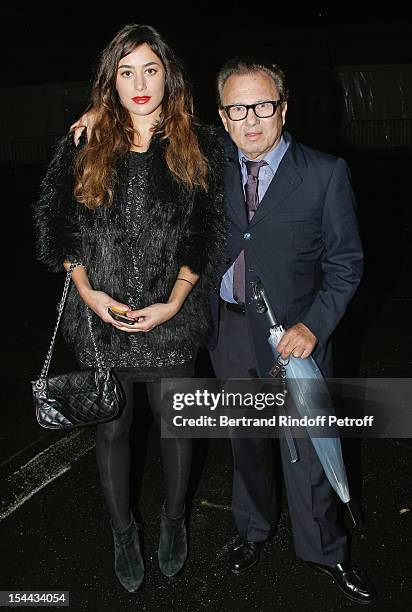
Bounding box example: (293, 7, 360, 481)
(233, 160, 267, 304)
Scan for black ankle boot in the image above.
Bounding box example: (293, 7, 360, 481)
(111, 513, 144, 592)
(158, 503, 187, 577)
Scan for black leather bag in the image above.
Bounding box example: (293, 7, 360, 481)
(32, 264, 125, 429)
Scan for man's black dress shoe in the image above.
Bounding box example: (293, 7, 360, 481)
(307, 561, 377, 605)
(229, 537, 264, 574)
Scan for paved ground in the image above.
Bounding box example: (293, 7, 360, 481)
(1, 432, 411, 611)
(0, 151, 411, 610)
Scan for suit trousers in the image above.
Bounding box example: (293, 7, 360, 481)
(209, 305, 349, 565)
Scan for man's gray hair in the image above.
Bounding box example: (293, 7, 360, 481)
(217, 57, 288, 106)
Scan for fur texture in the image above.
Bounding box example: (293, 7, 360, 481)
(34, 126, 226, 356)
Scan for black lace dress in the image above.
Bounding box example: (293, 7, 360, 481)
(77, 150, 195, 381)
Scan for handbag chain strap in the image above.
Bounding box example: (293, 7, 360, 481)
(38, 262, 104, 382)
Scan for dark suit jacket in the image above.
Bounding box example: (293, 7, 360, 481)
(209, 130, 363, 376)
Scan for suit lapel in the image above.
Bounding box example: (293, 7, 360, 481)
(220, 129, 304, 229)
(250, 153, 303, 227)
(224, 157, 247, 228)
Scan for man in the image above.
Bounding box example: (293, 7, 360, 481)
(208, 57, 376, 605)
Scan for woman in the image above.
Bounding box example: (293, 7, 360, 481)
(34, 23, 225, 592)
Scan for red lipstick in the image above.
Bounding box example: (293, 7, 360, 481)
(132, 96, 151, 104)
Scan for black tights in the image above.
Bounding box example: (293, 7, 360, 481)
(96, 378, 192, 531)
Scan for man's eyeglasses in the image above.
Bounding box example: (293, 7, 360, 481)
(221, 100, 284, 121)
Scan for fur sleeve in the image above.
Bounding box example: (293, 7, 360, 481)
(178, 126, 227, 282)
(33, 134, 83, 273)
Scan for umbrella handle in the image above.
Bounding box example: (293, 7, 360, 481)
(251, 278, 278, 326)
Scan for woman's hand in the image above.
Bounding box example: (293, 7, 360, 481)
(111, 268, 197, 333)
(111, 302, 180, 333)
(82, 289, 132, 330)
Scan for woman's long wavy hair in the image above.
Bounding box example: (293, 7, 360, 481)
(74, 24, 209, 210)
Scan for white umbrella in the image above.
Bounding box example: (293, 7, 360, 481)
(251, 278, 355, 520)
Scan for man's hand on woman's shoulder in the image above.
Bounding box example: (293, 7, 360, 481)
(70, 108, 97, 145)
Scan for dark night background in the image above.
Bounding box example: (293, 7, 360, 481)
(0, 6, 411, 611)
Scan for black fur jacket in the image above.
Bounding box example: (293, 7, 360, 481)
(34, 126, 226, 356)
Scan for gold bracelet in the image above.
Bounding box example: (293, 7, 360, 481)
(177, 277, 194, 288)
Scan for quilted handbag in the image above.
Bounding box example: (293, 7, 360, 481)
(32, 263, 125, 429)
